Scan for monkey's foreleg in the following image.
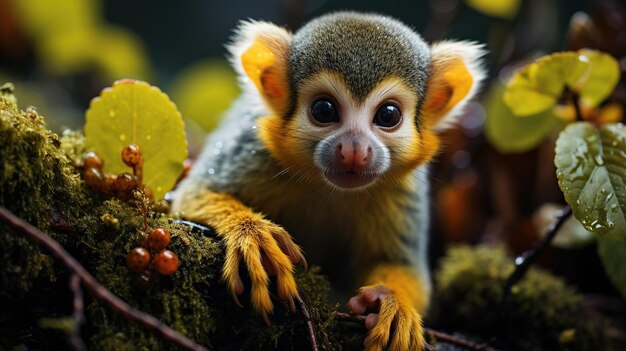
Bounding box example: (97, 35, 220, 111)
(172, 186, 306, 323)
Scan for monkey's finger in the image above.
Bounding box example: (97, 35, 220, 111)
(222, 244, 244, 307)
(261, 252, 277, 276)
(348, 295, 368, 315)
(260, 234, 298, 311)
(271, 227, 307, 269)
(241, 237, 273, 321)
(388, 306, 412, 350)
(349, 285, 389, 315)
(364, 296, 398, 351)
(365, 313, 379, 330)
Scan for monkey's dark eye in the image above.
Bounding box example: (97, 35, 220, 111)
(374, 104, 402, 129)
(311, 99, 339, 124)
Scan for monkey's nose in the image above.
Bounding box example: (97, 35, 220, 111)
(336, 141, 372, 170)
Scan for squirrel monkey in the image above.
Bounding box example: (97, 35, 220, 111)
(173, 12, 484, 350)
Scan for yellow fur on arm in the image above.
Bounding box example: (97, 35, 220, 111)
(365, 264, 431, 314)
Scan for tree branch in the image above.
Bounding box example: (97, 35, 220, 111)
(69, 273, 86, 351)
(295, 295, 318, 351)
(0, 206, 207, 351)
(334, 312, 500, 351)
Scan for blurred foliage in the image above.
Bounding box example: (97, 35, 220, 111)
(597, 239, 626, 300)
(169, 59, 240, 134)
(433, 245, 614, 351)
(484, 80, 562, 153)
(465, 0, 520, 19)
(84, 80, 188, 201)
(504, 50, 620, 116)
(12, 0, 150, 80)
(493, 4, 626, 302)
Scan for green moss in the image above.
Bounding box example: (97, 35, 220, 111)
(432, 245, 612, 351)
(0, 98, 84, 294)
(0, 91, 341, 350)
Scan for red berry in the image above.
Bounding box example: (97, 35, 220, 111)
(148, 228, 171, 251)
(82, 152, 103, 170)
(103, 174, 117, 193)
(154, 250, 179, 275)
(121, 144, 143, 167)
(127, 247, 151, 273)
(114, 172, 137, 192)
(84, 167, 103, 188)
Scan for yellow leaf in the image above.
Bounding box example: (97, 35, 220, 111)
(576, 50, 621, 108)
(530, 52, 587, 96)
(85, 80, 187, 201)
(465, 0, 520, 19)
(504, 50, 620, 117)
(503, 68, 558, 116)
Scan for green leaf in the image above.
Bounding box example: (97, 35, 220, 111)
(555, 122, 626, 240)
(504, 50, 620, 116)
(85, 80, 187, 201)
(598, 239, 626, 299)
(485, 82, 562, 153)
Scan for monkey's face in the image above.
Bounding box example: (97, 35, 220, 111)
(259, 72, 441, 191)
(236, 14, 484, 192)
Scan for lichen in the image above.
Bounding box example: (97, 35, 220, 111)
(0, 90, 341, 350)
(431, 245, 613, 351)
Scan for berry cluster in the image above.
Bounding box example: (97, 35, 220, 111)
(81, 144, 148, 201)
(127, 227, 180, 281)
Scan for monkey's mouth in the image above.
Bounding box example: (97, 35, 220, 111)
(324, 169, 379, 189)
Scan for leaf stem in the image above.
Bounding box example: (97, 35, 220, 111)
(571, 91, 584, 122)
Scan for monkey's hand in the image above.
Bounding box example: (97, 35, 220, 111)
(172, 190, 306, 324)
(349, 285, 425, 351)
(221, 213, 305, 323)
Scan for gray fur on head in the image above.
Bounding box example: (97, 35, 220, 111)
(289, 12, 430, 104)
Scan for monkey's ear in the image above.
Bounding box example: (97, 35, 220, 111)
(228, 20, 292, 114)
(422, 41, 486, 130)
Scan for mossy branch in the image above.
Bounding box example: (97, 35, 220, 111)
(0, 206, 208, 351)
(334, 312, 500, 351)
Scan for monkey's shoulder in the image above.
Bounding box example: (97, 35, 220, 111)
(184, 98, 277, 192)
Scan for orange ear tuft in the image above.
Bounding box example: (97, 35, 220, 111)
(229, 21, 292, 115)
(422, 41, 486, 130)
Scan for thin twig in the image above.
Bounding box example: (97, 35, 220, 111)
(69, 273, 86, 351)
(501, 205, 572, 305)
(424, 328, 499, 351)
(295, 295, 319, 351)
(334, 312, 499, 351)
(0, 206, 208, 351)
